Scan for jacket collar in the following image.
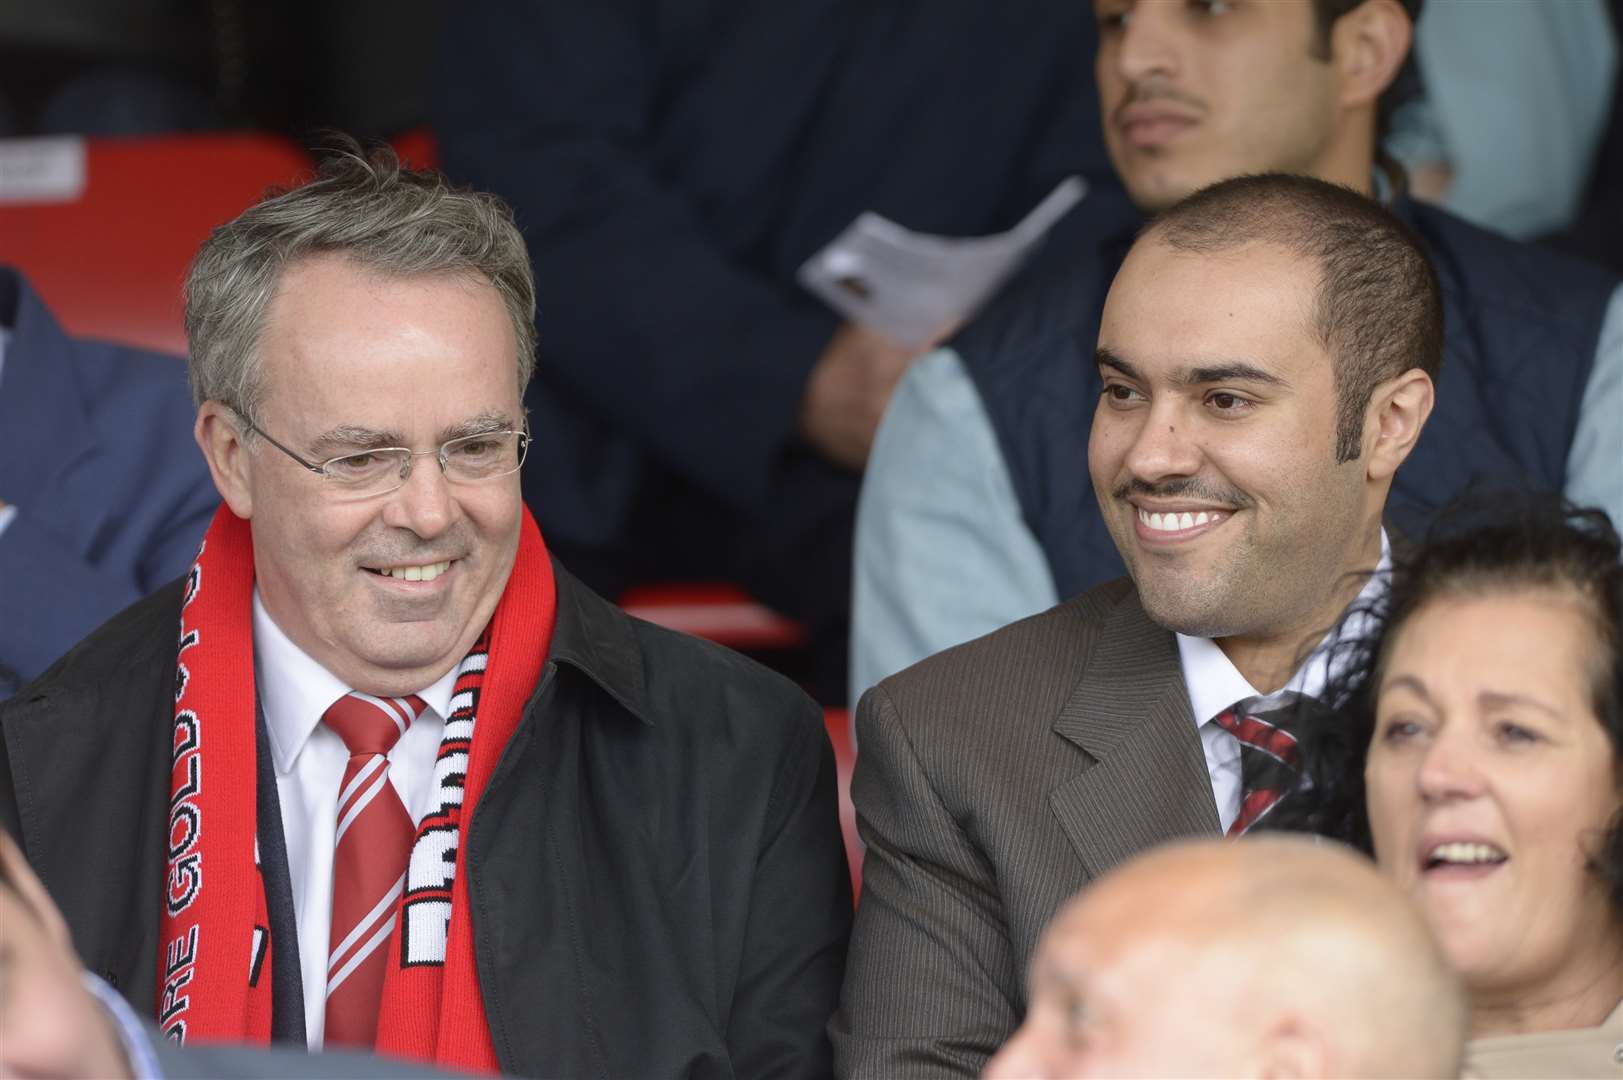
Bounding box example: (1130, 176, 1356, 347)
(544, 560, 655, 726)
(1048, 587, 1221, 880)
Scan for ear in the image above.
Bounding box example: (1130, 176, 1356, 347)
(1362, 368, 1433, 483)
(0, 833, 76, 955)
(195, 401, 256, 518)
(1330, 0, 1412, 112)
(1256, 1017, 1330, 1080)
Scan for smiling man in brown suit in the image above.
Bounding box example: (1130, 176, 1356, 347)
(831, 173, 1441, 1077)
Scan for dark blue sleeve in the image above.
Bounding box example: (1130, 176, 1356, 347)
(432, 0, 838, 509)
(0, 480, 213, 688)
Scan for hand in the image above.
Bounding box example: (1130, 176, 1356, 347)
(0, 834, 135, 1080)
(798, 323, 926, 471)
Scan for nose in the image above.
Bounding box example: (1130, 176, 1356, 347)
(1415, 729, 1487, 803)
(1113, 2, 1182, 88)
(380, 456, 460, 539)
(1121, 401, 1203, 485)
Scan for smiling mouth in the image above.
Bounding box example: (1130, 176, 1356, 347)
(363, 560, 454, 582)
(1423, 841, 1509, 873)
(1137, 508, 1230, 533)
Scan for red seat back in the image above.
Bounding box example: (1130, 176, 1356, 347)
(0, 134, 313, 354)
(619, 582, 808, 652)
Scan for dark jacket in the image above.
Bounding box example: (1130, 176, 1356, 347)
(961, 199, 1619, 599)
(434, 0, 1137, 553)
(0, 563, 852, 1079)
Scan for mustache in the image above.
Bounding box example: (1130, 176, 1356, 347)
(355, 525, 473, 567)
(1112, 82, 1207, 125)
(1112, 476, 1250, 508)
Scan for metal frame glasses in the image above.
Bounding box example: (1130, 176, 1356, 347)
(243, 418, 530, 500)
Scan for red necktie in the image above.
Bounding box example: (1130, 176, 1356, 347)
(322, 692, 423, 1047)
(1212, 695, 1303, 836)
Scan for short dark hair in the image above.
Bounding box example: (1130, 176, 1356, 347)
(1278, 491, 1623, 918)
(1144, 172, 1443, 462)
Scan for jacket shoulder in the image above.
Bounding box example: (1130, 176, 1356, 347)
(551, 569, 824, 747)
(628, 613, 824, 741)
(875, 577, 1137, 736)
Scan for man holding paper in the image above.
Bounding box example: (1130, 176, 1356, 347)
(432, 0, 1137, 700)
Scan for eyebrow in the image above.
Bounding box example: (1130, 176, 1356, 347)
(308, 411, 516, 456)
(308, 425, 404, 456)
(439, 411, 517, 442)
(1096, 346, 1141, 381)
(1095, 346, 1288, 389)
(1381, 676, 1564, 719)
(1478, 690, 1563, 719)
(1184, 362, 1287, 388)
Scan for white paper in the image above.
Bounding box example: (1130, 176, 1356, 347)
(0, 136, 87, 205)
(796, 175, 1086, 348)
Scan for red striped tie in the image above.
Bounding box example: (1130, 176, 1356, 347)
(322, 692, 423, 1047)
(1212, 697, 1303, 836)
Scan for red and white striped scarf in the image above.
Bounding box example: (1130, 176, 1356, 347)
(157, 504, 555, 1073)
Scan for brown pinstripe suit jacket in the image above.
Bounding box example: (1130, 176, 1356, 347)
(832, 577, 1224, 1078)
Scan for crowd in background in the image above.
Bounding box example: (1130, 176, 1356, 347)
(1, 1, 1621, 1078)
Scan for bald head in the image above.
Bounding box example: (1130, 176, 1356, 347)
(986, 836, 1466, 1079)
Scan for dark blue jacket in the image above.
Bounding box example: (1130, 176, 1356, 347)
(0, 268, 217, 696)
(959, 201, 1618, 599)
(434, 0, 1137, 551)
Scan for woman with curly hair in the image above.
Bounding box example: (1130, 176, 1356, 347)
(1281, 495, 1623, 1078)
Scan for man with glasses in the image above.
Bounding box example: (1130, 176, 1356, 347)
(0, 145, 851, 1079)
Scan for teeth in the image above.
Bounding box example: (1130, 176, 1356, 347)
(1138, 509, 1219, 532)
(1428, 842, 1507, 866)
(380, 560, 451, 582)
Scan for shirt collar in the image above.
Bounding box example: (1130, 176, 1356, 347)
(1179, 528, 1392, 727)
(253, 588, 458, 774)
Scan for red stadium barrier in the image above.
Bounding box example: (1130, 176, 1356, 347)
(619, 582, 809, 652)
(824, 707, 861, 898)
(0, 133, 313, 355)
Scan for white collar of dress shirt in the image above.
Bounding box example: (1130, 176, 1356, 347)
(1178, 528, 1392, 727)
(253, 587, 458, 774)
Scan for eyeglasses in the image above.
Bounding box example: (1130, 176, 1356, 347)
(242, 418, 530, 500)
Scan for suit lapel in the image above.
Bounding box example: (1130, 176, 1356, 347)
(1049, 590, 1221, 882)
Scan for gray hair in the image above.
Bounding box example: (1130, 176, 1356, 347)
(183, 140, 536, 422)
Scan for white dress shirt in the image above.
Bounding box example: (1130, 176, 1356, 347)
(1179, 530, 1391, 833)
(252, 590, 453, 1049)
